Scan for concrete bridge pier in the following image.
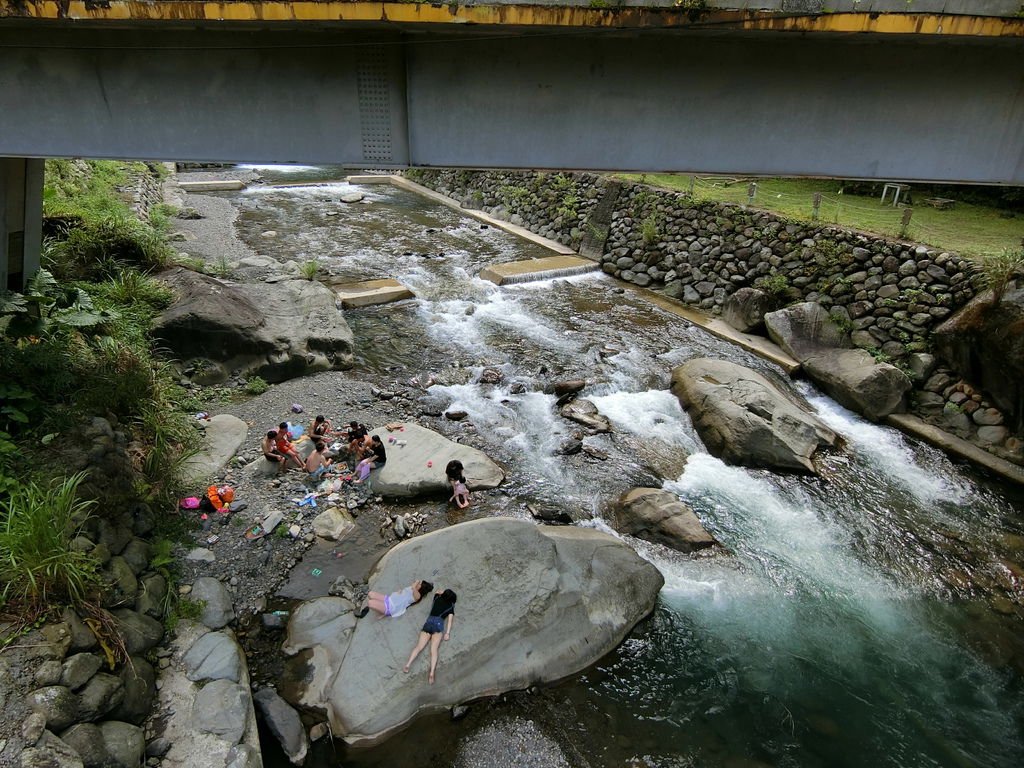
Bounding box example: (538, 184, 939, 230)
(0, 158, 44, 291)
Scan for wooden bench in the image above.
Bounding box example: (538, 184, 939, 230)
(924, 197, 956, 210)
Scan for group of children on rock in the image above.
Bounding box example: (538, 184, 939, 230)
(260, 416, 471, 509)
(260, 415, 386, 486)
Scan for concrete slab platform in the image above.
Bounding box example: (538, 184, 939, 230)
(334, 278, 414, 308)
(178, 180, 247, 192)
(479, 255, 600, 285)
(345, 175, 395, 185)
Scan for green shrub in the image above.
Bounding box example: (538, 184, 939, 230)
(978, 248, 1024, 305)
(0, 472, 100, 610)
(245, 376, 269, 395)
(47, 215, 171, 280)
(299, 260, 320, 280)
(758, 272, 791, 297)
(641, 214, 661, 245)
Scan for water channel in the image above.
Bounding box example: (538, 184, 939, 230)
(227, 166, 1024, 768)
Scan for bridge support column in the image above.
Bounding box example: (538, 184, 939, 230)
(0, 158, 44, 291)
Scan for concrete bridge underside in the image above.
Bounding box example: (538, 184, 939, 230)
(0, 23, 1022, 184)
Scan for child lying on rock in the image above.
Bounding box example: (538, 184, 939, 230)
(356, 580, 433, 619)
(404, 588, 457, 684)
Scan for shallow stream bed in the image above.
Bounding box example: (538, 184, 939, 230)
(213, 167, 1024, 768)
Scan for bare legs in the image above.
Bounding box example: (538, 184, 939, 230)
(403, 632, 445, 683)
(366, 592, 387, 616)
(403, 632, 430, 673)
(427, 632, 443, 683)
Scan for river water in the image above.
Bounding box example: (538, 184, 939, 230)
(229, 167, 1024, 768)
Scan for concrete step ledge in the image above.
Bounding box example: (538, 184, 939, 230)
(178, 180, 247, 192)
(886, 413, 1024, 486)
(334, 278, 414, 308)
(479, 256, 600, 286)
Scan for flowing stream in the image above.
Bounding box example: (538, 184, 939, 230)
(227, 167, 1024, 768)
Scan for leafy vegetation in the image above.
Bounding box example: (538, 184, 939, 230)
(299, 259, 320, 280)
(641, 214, 661, 246)
(0, 473, 100, 612)
(977, 248, 1024, 305)
(245, 376, 269, 395)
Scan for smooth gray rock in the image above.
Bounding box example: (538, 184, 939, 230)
(77, 673, 124, 721)
(311, 508, 356, 541)
(224, 744, 262, 768)
(191, 680, 250, 745)
(616, 488, 718, 553)
(61, 609, 99, 653)
(98, 721, 145, 768)
(19, 730, 84, 768)
(282, 598, 355, 656)
(906, 352, 938, 383)
(22, 713, 47, 745)
(764, 301, 851, 360)
(34, 660, 64, 687)
(119, 539, 150, 576)
(253, 688, 309, 765)
(282, 518, 662, 745)
(60, 654, 102, 692)
(58, 723, 109, 768)
(111, 610, 163, 655)
(183, 631, 244, 683)
(183, 414, 249, 485)
(367, 424, 504, 497)
(110, 657, 156, 725)
(559, 399, 611, 433)
(723, 287, 773, 333)
(190, 577, 235, 629)
(154, 267, 354, 384)
(28, 686, 80, 733)
(96, 519, 132, 557)
(671, 358, 836, 473)
(134, 572, 168, 619)
(802, 348, 912, 422)
(104, 557, 139, 605)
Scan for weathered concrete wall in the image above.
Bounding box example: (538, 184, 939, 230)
(405, 169, 980, 361)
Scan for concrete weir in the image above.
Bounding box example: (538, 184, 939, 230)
(178, 180, 247, 192)
(334, 278, 414, 308)
(479, 255, 600, 286)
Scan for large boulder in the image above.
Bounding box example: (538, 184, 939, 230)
(933, 285, 1024, 432)
(802, 348, 912, 422)
(280, 518, 662, 745)
(189, 577, 235, 630)
(154, 267, 354, 384)
(723, 287, 773, 334)
(367, 424, 504, 497)
(764, 302, 851, 360)
(253, 688, 309, 766)
(764, 301, 910, 422)
(670, 358, 837, 473)
(615, 488, 718, 553)
(182, 414, 249, 485)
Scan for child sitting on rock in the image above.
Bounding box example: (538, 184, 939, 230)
(305, 440, 333, 480)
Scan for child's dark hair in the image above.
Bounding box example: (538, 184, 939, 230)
(415, 580, 434, 602)
(371, 434, 382, 444)
(279, 422, 289, 431)
(315, 414, 325, 423)
(266, 430, 278, 439)
(314, 440, 325, 452)
(440, 589, 457, 604)
(349, 420, 359, 429)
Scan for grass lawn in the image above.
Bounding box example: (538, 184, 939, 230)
(615, 174, 1024, 258)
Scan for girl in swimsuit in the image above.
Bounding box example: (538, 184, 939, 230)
(403, 589, 457, 684)
(356, 579, 433, 619)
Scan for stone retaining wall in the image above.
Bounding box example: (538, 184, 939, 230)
(124, 164, 165, 223)
(405, 169, 980, 360)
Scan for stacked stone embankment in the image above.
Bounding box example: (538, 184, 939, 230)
(405, 169, 979, 362)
